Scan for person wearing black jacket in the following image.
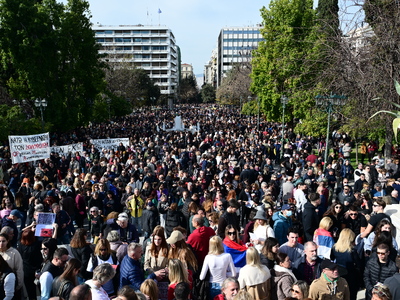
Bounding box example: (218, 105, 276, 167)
(302, 193, 320, 242)
(141, 201, 159, 239)
(165, 203, 185, 237)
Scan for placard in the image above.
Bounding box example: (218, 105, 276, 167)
(9, 133, 50, 163)
(90, 138, 129, 150)
(51, 143, 83, 155)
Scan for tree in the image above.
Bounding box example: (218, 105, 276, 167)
(104, 65, 160, 107)
(251, 0, 319, 123)
(200, 83, 216, 103)
(179, 75, 199, 103)
(0, 0, 105, 131)
(216, 63, 251, 105)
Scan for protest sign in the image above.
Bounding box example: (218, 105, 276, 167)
(90, 138, 129, 150)
(8, 133, 50, 163)
(34, 212, 56, 237)
(51, 143, 83, 155)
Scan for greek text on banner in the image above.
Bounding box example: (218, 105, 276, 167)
(8, 133, 50, 164)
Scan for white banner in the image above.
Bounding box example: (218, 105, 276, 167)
(51, 143, 83, 156)
(8, 133, 50, 164)
(90, 138, 129, 150)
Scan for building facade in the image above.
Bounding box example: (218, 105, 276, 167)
(181, 63, 194, 79)
(214, 26, 263, 87)
(204, 48, 218, 87)
(92, 25, 179, 98)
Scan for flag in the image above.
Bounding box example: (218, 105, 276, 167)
(158, 8, 162, 14)
(223, 238, 247, 268)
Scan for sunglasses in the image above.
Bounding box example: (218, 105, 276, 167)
(373, 204, 379, 207)
(90, 210, 96, 213)
(99, 248, 107, 252)
(41, 248, 48, 251)
(349, 213, 358, 216)
(335, 206, 342, 209)
(377, 251, 387, 255)
(291, 289, 300, 294)
(227, 231, 236, 236)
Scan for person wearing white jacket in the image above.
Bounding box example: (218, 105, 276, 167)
(238, 247, 271, 300)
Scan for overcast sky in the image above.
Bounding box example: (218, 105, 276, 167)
(74, 0, 267, 76)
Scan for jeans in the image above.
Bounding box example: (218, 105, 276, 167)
(131, 216, 142, 235)
(210, 282, 222, 299)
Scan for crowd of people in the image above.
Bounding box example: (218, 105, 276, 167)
(0, 105, 398, 300)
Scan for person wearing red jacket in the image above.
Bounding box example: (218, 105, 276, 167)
(187, 214, 215, 267)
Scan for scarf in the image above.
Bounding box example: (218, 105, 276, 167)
(273, 264, 297, 281)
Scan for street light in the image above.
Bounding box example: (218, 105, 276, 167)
(315, 93, 347, 166)
(34, 98, 47, 132)
(150, 96, 156, 108)
(280, 95, 289, 160)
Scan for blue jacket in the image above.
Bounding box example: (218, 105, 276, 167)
(119, 255, 155, 291)
(273, 212, 292, 245)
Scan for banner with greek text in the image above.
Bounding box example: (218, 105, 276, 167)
(8, 133, 50, 163)
(51, 143, 83, 156)
(90, 138, 129, 150)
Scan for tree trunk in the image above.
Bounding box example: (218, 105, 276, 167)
(385, 125, 393, 159)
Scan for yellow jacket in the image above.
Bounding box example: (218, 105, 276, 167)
(128, 195, 144, 218)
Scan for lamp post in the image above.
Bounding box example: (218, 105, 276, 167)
(150, 96, 156, 108)
(280, 95, 289, 160)
(34, 98, 47, 132)
(315, 93, 347, 166)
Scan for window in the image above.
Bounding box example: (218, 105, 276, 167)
(142, 46, 149, 50)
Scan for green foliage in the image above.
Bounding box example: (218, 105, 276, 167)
(242, 99, 259, 116)
(251, 0, 320, 122)
(200, 83, 216, 103)
(0, 0, 105, 132)
(179, 75, 199, 103)
(0, 105, 44, 140)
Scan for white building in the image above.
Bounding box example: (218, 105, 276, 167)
(92, 24, 179, 97)
(344, 24, 374, 56)
(204, 48, 218, 87)
(181, 63, 194, 79)
(215, 26, 263, 87)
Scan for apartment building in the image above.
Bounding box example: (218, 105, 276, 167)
(93, 24, 179, 97)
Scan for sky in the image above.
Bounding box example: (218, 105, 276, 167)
(72, 0, 268, 76)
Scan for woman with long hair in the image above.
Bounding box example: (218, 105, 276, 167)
(140, 278, 159, 300)
(331, 228, 363, 300)
(323, 202, 345, 239)
(313, 217, 334, 259)
(144, 226, 169, 274)
(200, 236, 236, 299)
(167, 231, 198, 275)
(251, 210, 275, 252)
(167, 259, 190, 300)
(51, 258, 82, 300)
(0, 233, 24, 298)
(290, 280, 310, 300)
(260, 237, 279, 270)
(17, 228, 42, 300)
(365, 219, 398, 260)
(271, 253, 296, 300)
(0, 254, 15, 300)
(86, 239, 119, 296)
(238, 247, 271, 300)
(223, 224, 248, 273)
(70, 228, 93, 283)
